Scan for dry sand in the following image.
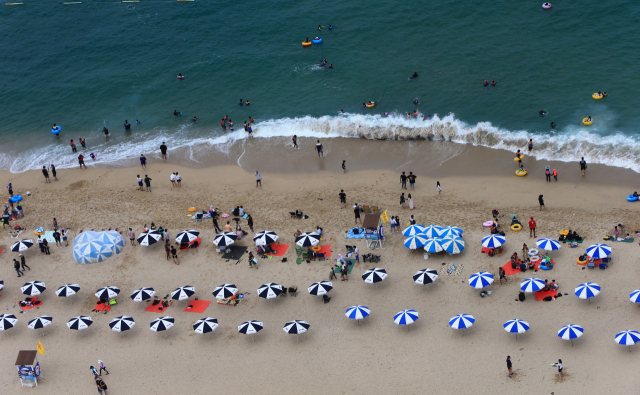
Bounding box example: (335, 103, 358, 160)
(1, 159, 639, 394)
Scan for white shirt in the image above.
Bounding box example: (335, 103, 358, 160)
(170, 174, 176, 181)
(239, 208, 244, 216)
(176, 175, 181, 181)
(255, 172, 261, 180)
(137, 177, 142, 184)
(437, 185, 442, 192)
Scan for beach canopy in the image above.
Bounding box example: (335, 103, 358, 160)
(171, 286, 195, 301)
(212, 284, 238, 299)
(504, 319, 530, 335)
(575, 282, 601, 300)
(536, 238, 561, 251)
(362, 268, 388, 284)
(73, 231, 125, 264)
(440, 236, 465, 254)
(150, 316, 174, 332)
(482, 235, 505, 248)
(109, 316, 135, 332)
(130, 287, 155, 302)
(137, 230, 161, 246)
(308, 281, 332, 296)
(630, 289, 640, 304)
(404, 234, 428, 249)
(449, 314, 475, 330)
(295, 232, 320, 247)
(413, 268, 438, 285)
(10, 239, 33, 252)
(422, 225, 442, 239)
(193, 317, 218, 334)
(402, 224, 426, 237)
(0, 314, 18, 331)
(67, 316, 93, 330)
(95, 286, 120, 299)
(468, 272, 494, 289)
(253, 231, 278, 246)
(346, 305, 370, 321)
(175, 230, 199, 244)
(238, 320, 263, 335)
(558, 324, 583, 342)
(586, 243, 612, 259)
(257, 283, 283, 299)
(615, 330, 640, 348)
(423, 238, 444, 253)
(394, 309, 419, 326)
(21, 281, 46, 296)
(283, 320, 309, 335)
(520, 278, 546, 293)
(213, 232, 237, 247)
(56, 284, 80, 297)
(27, 316, 52, 330)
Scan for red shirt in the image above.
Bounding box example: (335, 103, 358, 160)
(529, 219, 536, 229)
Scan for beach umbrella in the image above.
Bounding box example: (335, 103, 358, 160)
(193, 317, 218, 335)
(504, 319, 530, 340)
(27, 316, 52, 330)
(423, 239, 444, 253)
(94, 231, 125, 254)
(295, 232, 320, 247)
(0, 280, 3, 291)
(615, 330, 640, 351)
(109, 316, 135, 332)
(73, 240, 114, 264)
(136, 230, 161, 246)
(422, 225, 442, 239)
(56, 284, 80, 297)
(95, 286, 120, 299)
(438, 227, 462, 238)
(67, 316, 93, 330)
(440, 236, 465, 254)
(346, 305, 370, 324)
(536, 238, 561, 251)
(0, 314, 18, 331)
(10, 239, 33, 252)
(404, 234, 428, 249)
(21, 281, 46, 296)
(482, 234, 505, 248)
(212, 283, 238, 299)
(449, 314, 475, 330)
(575, 282, 600, 302)
(253, 231, 279, 246)
(630, 289, 640, 304)
(468, 272, 494, 289)
(402, 224, 426, 237)
(171, 285, 195, 301)
(130, 287, 155, 302)
(558, 324, 584, 346)
(413, 268, 438, 285)
(362, 268, 388, 284)
(257, 283, 283, 299)
(150, 316, 174, 332)
(394, 309, 419, 330)
(283, 320, 309, 341)
(213, 232, 237, 247)
(175, 229, 199, 244)
(520, 278, 546, 293)
(586, 243, 612, 259)
(308, 281, 332, 296)
(238, 320, 263, 342)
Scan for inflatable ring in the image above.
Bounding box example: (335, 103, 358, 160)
(592, 93, 603, 100)
(9, 195, 22, 203)
(515, 169, 527, 177)
(312, 38, 322, 44)
(627, 194, 638, 202)
(366, 103, 376, 108)
(188, 207, 197, 212)
(35, 227, 44, 236)
(542, 2, 552, 9)
(559, 229, 569, 236)
(311, 245, 321, 252)
(577, 257, 587, 265)
(513, 154, 524, 162)
(582, 118, 593, 125)
(483, 221, 493, 227)
(302, 42, 312, 47)
(511, 224, 522, 231)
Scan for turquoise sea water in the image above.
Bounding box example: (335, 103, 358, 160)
(2, 0, 640, 172)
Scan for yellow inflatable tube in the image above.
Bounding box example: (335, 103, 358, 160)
(592, 93, 603, 100)
(559, 229, 569, 236)
(302, 42, 312, 47)
(366, 103, 376, 108)
(513, 154, 524, 162)
(582, 117, 593, 125)
(515, 169, 527, 177)
(511, 224, 522, 231)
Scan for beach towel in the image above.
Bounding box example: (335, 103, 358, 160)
(562, 238, 584, 243)
(481, 247, 503, 255)
(346, 228, 365, 239)
(501, 260, 544, 276)
(217, 293, 244, 306)
(180, 238, 202, 251)
(317, 245, 332, 257)
(184, 299, 211, 313)
(21, 297, 42, 311)
(440, 262, 464, 276)
(221, 246, 247, 260)
(617, 238, 634, 243)
(145, 300, 169, 313)
(10, 231, 21, 238)
(265, 243, 289, 256)
(534, 289, 558, 301)
(93, 300, 110, 312)
(333, 259, 356, 274)
(42, 231, 57, 244)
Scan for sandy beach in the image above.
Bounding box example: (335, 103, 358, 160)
(1, 154, 640, 394)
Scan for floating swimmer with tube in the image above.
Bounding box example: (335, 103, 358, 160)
(408, 72, 418, 80)
(539, 109, 548, 116)
(51, 124, 61, 135)
(363, 101, 377, 108)
(592, 91, 607, 100)
(312, 37, 322, 44)
(582, 116, 593, 125)
(542, 2, 552, 9)
(302, 38, 311, 47)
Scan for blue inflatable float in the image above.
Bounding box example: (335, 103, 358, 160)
(51, 126, 61, 135)
(627, 194, 638, 202)
(312, 38, 322, 44)
(9, 195, 22, 203)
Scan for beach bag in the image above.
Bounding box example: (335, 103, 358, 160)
(543, 296, 553, 301)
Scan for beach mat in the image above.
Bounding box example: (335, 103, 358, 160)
(481, 247, 502, 254)
(266, 243, 289, 257)
(21, 298, 43, 311)
(145, 300, 169, 313)
(93, 301, 110, 312)
(333, 259, 356, 274)
(562, 238, 584, 243)
(222, 246, 247, 260)
(184, 299, 211, 313)
(317, 245, 332, 257)
(534, 289, 558, 301)
(502, 261, 542, 276)
(616, 238, 634, 243)
(346, 228, 365, 239)
(180, 237, 202, 251)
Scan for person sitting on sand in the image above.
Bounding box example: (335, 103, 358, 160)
(549, 279, 558, 291)
(511, 257, 518, 270)
(572, 230, 581, 241)
(542, 279, 550, 291)
(519, 261, 527, 272)
(511, 252, 518, 261)
(526, 258, 535, 271)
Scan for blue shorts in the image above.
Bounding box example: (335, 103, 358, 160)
(410, 183, 415, 187)
(138, 181, 143, 186)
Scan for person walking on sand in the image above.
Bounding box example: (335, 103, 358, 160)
(20, 254, 30, 271)
(50, 164, 58, 181)
(97, 378, 109, 395)
(98, 360, 109, 376)
(255, 171, 262, 187)
(247, 214, 254, 232)
(553, 168, 558, 181)
(248, 251, 258, 269)
(170, 172, 177, 187)
(353, 203, 362, 225)
(292, 135, 298, 149)
(498, 266, 506, 283)
(144, 175, 152, 192)
(316, 140, 323, 158)
(556, 359, 563, 381)
(506, 356, 513, 378)
(528, 139, 533, 155)
(137, 175, 143, 191)
(339, 189, 346, 209)
(6, 183, 13, 197)
(128, 228, 136, 246)
(176, 172, 181, 187)
(14, 259, 24, 277)
(538, 194, 545, 210)
(171, 246, 179, 265)
(212, 211, 222, 234)
(140, 154, 147, 170)
(529, 216, 537, 238)
(579, 157, 587, 176)
(160, 142, 168, 161)
(408, 172, 416, 190)
(165, 240, 171, 260)
(545, 167, 551, 182)
(400, 172, 407, 189)
(342, 160, 347, 173)
(90, 365, 99, 379)
(437, 181, 442, 198)
(400, 193, 406, 209)
(42, 166, 51, 183)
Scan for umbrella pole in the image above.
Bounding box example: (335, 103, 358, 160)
(297, 335, 299, 342)
(252, 334, 255, 343)
(571, 340, 573, 347)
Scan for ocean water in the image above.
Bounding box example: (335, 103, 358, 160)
(2, 0, 640, 172)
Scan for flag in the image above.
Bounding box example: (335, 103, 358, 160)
(381, 209, 389, 223)
(37, 341, 45, 355)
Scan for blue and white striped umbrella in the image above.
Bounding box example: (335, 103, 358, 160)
(575, 282, 600, 301)
(95, 231, 126, 254)
(346, 305, 370, 321)
(422, 225, 443, 239)
(73, 240, 114, 264)
(615, 330, 640, 350)
(404, 234, 428, 249)
(469, 272, 494, 289)
(423, 238, 444, 253)
(362, 268, 388, 284)
(482, 234, 505, 248)
(438, 227, 462, 238)
(630, 289, 640, 304)
(449, 314, 475, 330)
(558, 324, 583, 346)
(394, 310, 419, 326)
(536, 238, 561, 251)
(520, 278, 546, 293)
(440, 236, 465, 254)
(504, 319, 530, 339)
(402, 224, 426, 237)
(586, 243, 611, 258)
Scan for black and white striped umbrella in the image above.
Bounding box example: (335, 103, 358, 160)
(176, 230, 200, 244)
(56, 284, 80, 297)
(193, 317, 219, 334)
(257, 283, 283, 299)
(95, 286, 120, 299)
(21, 281, 46, 296)
(212, 283, 238, 299)
(0, 280, 3, 291)
(109, 316, 135, 332)
(413, 269, 438, 285)
(362, 268, 388, 284)
(253, 231, 278, 246)
(171, 286, 195, 301)
(11, 239, 33, 252)
(67, 315, 93, 330)
(213, 232, 237, 247)
(28, 316, 53, 330)
(238, 320, 263, 335)
(283, 320, 310, 335)
(130, 287, 156, 302)
(295, 232, 320, 247)
(137, 230, 161, 246)
(150, 316, 174, 332)
(0, 314, 18, 330)
(308, 281, 333, 296)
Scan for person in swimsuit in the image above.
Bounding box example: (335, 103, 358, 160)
(528, 139, 533, 153)
(220, 118, 226, 129)
(491, 80, 496, 86)
(160, 142, 167, 161)
(316, 140, 323, 158)
(140, 155, 147, 170)
(165, 241, 171, 260)
(128, 228, 136, 246)
(239, 99, 244, 106)
(579, 157, 587, 176)
(171, 246, 179, 265)
(342, 160, 347, 173)
(78, 154, 86, 169)
(178, 73, 184, 79)
(292, 135, 298, 149)
(50, 164, 58, 181)
(144, 175, 152, 192)
(124, 120, 131, 130)
(103, 127, 109, 136)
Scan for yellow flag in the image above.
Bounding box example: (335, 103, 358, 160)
(37, 341, 45, 355)
(380, 209, 389, 223)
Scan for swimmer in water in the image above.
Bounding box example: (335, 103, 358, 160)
(239, 99, 244, 106)
(328, 64, 333, 69)
(103, 127, 109, 136)
(124, 120, 131, 130)
(413, 110, 418, 117)
(413, 99, 419, 105)
(340, 109, 345, 114)
(587, 116, 592, 122)
(491, 80, 496, 86)
(384, 112, 389, 116)
(220, 118, 226, 130)
(177, 74, 184, 79)
(539, 109, 547, 115)
(407, 112, 411, 118)
(305, 38, 310, 43)
(483, 80, 489, 87)
(328, 25, 333, 30)
(246, 100, 250, 106)
(247, 124, 253, 138)
(318, 25, 322, 30)
(90, 153, 97, 161)
(174, 110, 180, 116)
(550, 122, 556, 128)
(192, 116, 197, 122)
(136, 120, 140, 125)
(411, 72, 418, 79)
(249, 116, 254, 123)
